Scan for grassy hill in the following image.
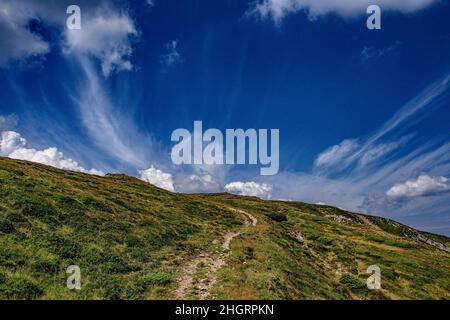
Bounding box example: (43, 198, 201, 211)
(0, 157, 449, 300)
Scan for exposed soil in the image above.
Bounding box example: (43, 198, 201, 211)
(174, 207, 258, 299)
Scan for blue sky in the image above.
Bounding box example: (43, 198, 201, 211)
(1, 0, 450, 235)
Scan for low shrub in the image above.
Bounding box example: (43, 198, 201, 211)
(142, 272, 172, 286)
(2, 276, 43, 299)
(267, 212, 288, 222)
(31, 256, 59, 274)
(124, 234, 142, 247)
(102, 252, 138, 274)
(317, 236, 333, 246)
(20, 199, 56, 219)
(339, 274, 368, 293)
(0, 218, 14, 233)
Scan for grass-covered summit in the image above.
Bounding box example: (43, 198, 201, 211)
(0, 157, 449, 300)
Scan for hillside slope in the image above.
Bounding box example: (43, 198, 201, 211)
(0, 157, 449, 300)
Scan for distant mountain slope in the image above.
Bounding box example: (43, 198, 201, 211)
(0, 157, 449, 300)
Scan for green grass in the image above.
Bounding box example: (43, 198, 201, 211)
(0, 157, 449, 300)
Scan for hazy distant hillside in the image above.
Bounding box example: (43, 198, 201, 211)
(0, 157, 449, 300)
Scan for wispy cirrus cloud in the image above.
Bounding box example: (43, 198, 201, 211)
(0, 0, 162, 173)
(314, 139, 359, 169)
(0, 115, 18, 131)
(248, 0, 439, 23)
(253, 72, 450, 234)
(314, 74, 450, 176)
(71, 56, 152, 168)
(360, 42, 402, 64)
(160, 40, 181, 68)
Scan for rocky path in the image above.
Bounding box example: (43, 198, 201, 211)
(174, 207, 258, 299)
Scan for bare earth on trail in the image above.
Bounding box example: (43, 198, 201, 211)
(174, 207, 258, 299)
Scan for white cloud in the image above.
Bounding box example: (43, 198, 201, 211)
(249, 0, 438, 23)
(74, 56, 150, 167)
(139, 166, 175, 191)
(252, 73, 450, 235)
(1, 2, 151, 168)
(160, 40, 181, 67)
(0, 130, 103, 175)
(0, 115, 18, 131)
(386, 174, 450, 199)
(314, 139, 358, 168)
(360, 42, 401, 64)
(0, 131, 26, 155)
(358, 135, 412, 167)
(224, 181, 273, 198)
(64, 8, 138, 77)
(0, 1, 50, 66)
(175, 174, 221, 193)
(0, 0, 138, 77)
(314, 74, 450, 175)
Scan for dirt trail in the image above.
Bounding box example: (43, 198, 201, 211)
(174, 207, 258, 300)
(226, 207, 258, 227)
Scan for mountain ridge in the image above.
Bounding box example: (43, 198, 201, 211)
(0, 157, 449, 299)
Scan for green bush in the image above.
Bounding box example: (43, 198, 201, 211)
(102, 252, 138, 274)
(339, 274, 368, 293)
(0, 247, 27, 269)
(45, 235, 81, 260)
(95, 275, 123, 299)
(267, 212, 288, 222)
(367, 235, 412, 248)
(124, 234, 142, 247)
(367, 235, 386, 243)
(0, 218, 14, 233)
(83, 197, 113, 213)
(80, 247, 102, 265)
(2, 276, 43, 299)
(305, 232, 320, 241)
(20, 199, 56, 219)
(56, 195, 85, 215)
(244, 247, 255, 258)
(384, 240, 413, 249)
(31, 256, 59, 274)
(129, 247, 149, 263)
(142, 272, 172, 286)
(317, 236, 333, 246)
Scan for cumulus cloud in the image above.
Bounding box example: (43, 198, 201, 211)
(0, 131, 26, 155)
(386, 174, 450, 199)
(64, 8, 138, 77)
(248, 0, 438, 23)
(139, 166, 175, 191)
(224, 181, 273, 198)
(0, 130, 103, 175)
(160, 40, 181, 67)
(175, 174, 221, 193)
